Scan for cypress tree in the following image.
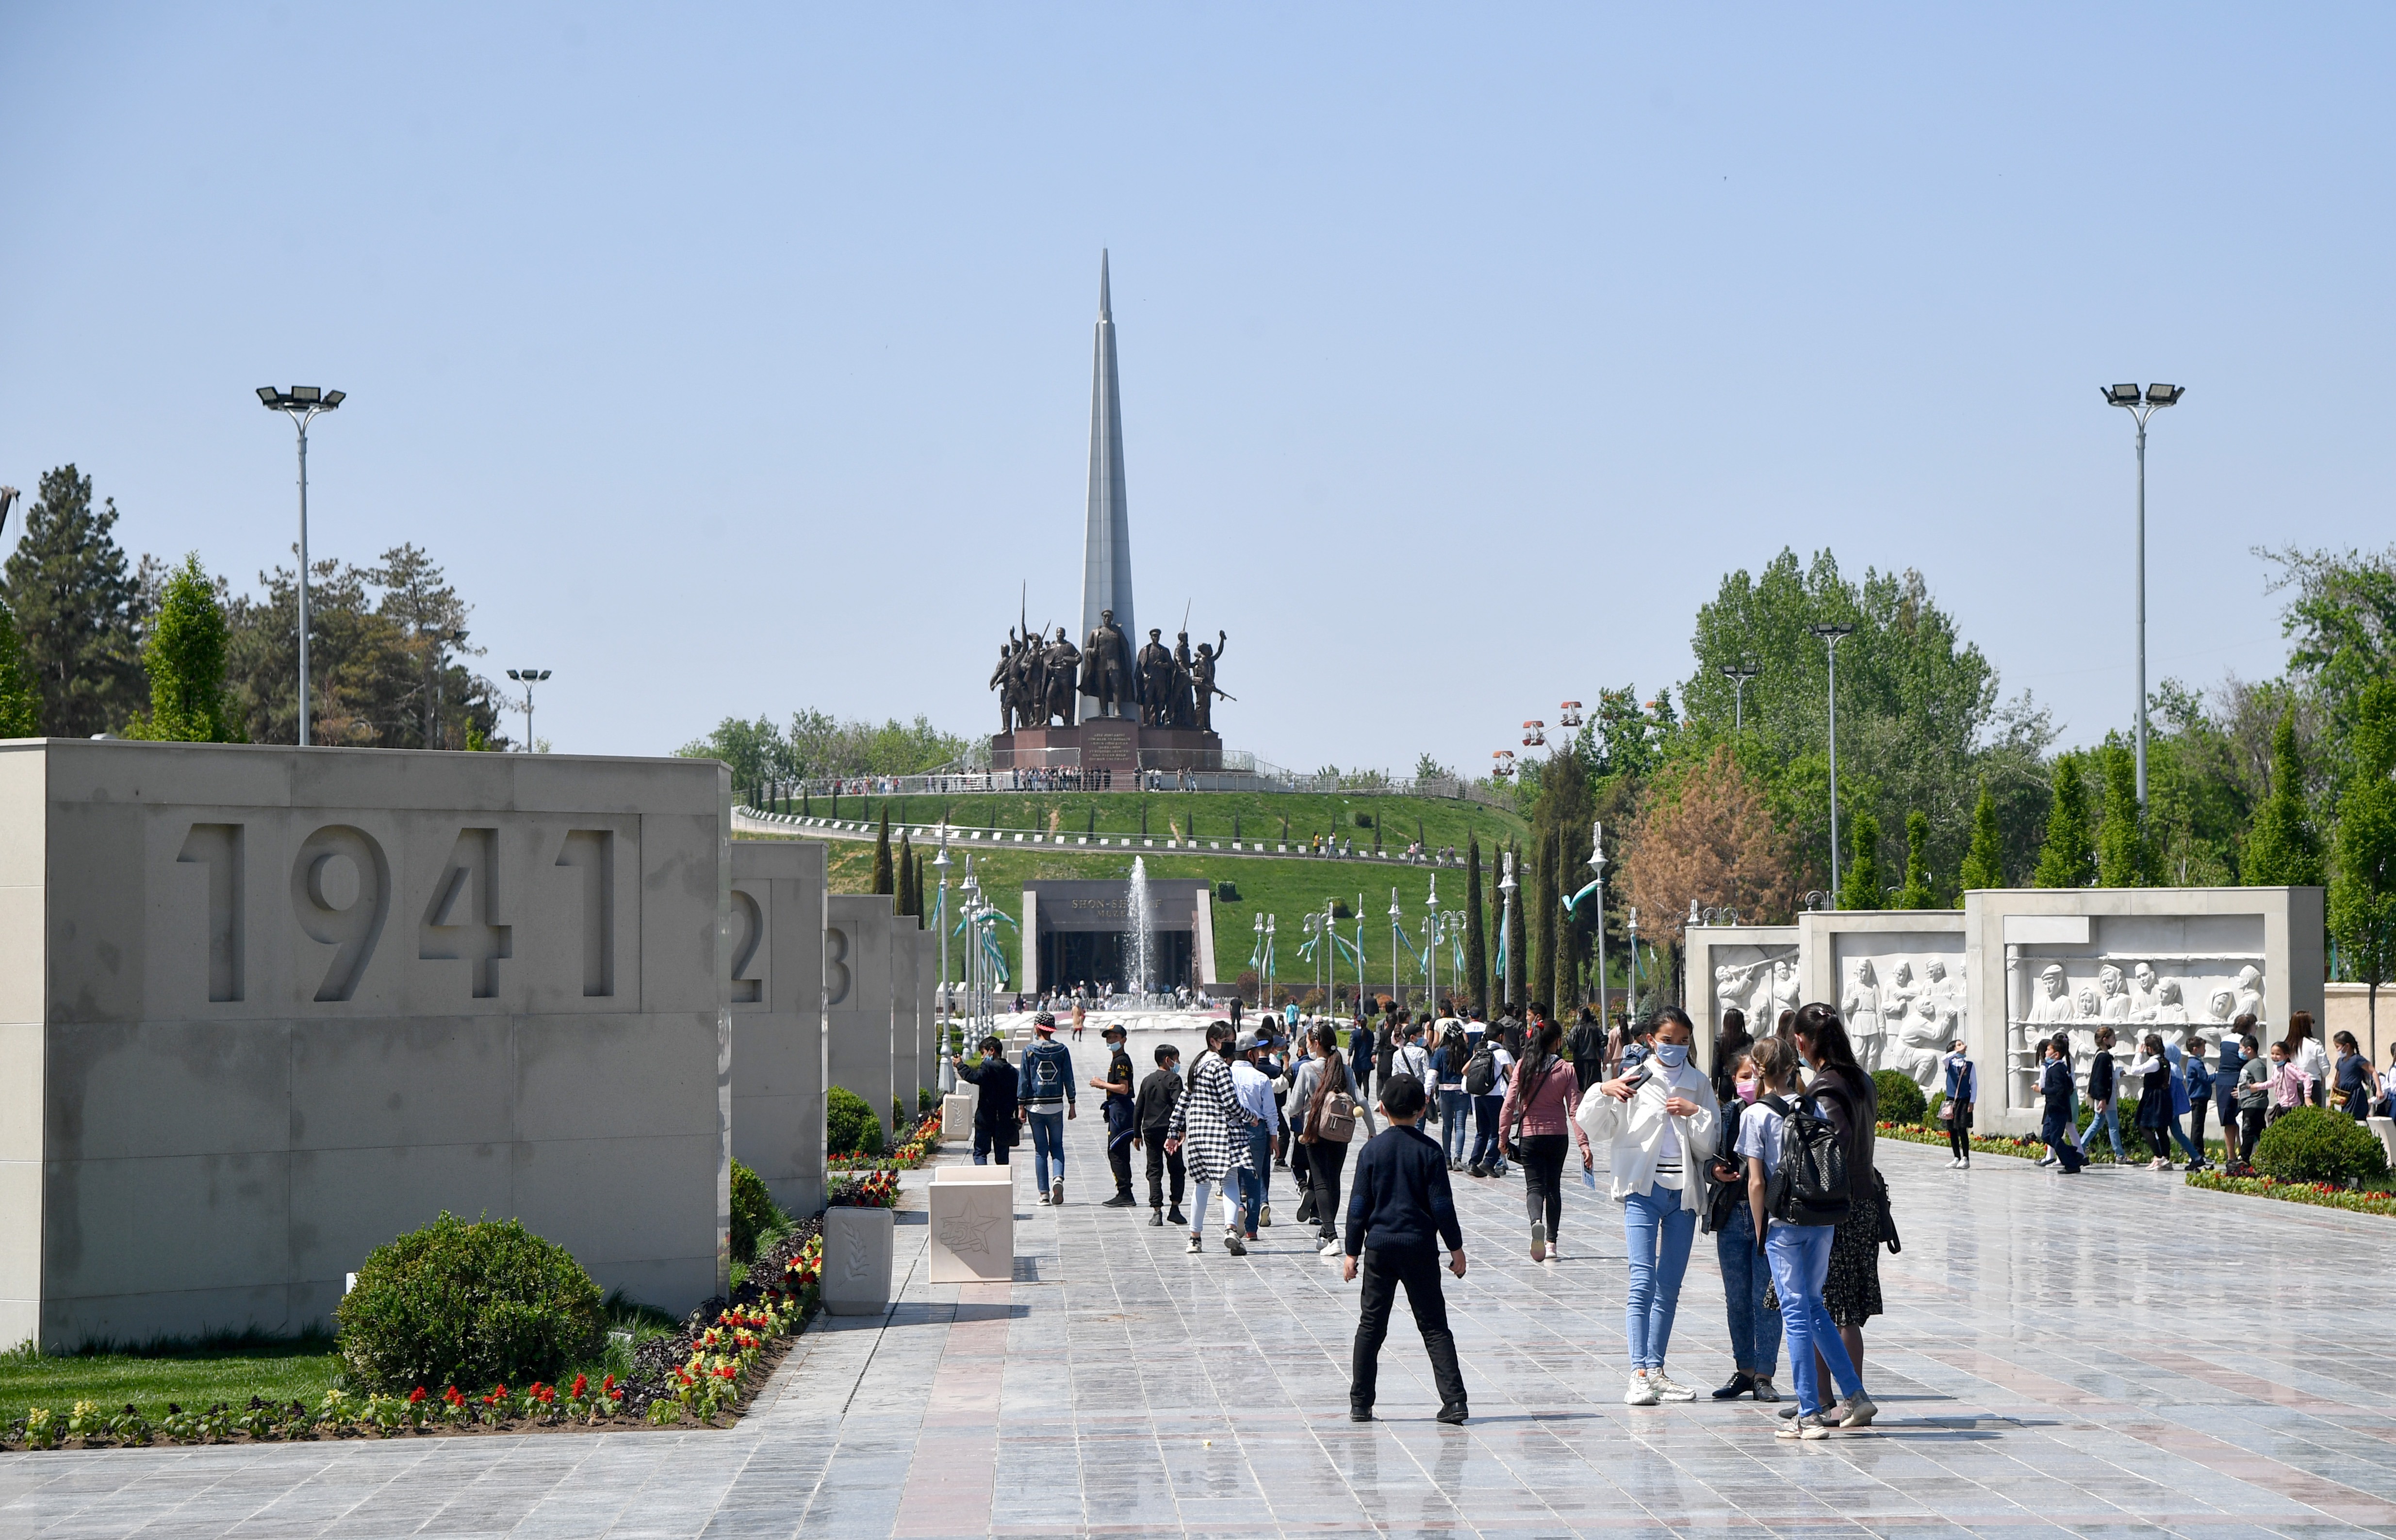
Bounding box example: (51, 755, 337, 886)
(1463, 837, 1488, 1014)
(2095, 740, 2150, 887)
(872, 807, 895, 900)
(1838, 810, 1882, 910)
(124, 553, 239, 742)
(1958, 784, 2004, 891)
(2033, 753, 2095, 889)
(897, 833, 917, 919)
(0, 592, 36, 738)
(2242, 708, 2324, 887)
(1893, 809, 1936, 909)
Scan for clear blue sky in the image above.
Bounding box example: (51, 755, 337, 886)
(3, 6, 2390, 770)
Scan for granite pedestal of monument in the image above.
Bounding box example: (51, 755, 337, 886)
(0, 738, 730, 1350)
(926, 1164, 1014, 1284)
(990, 720, 1221, 775)
(730, 842, 827, 1217)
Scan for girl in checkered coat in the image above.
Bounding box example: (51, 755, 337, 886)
(1168, 1021, 1258, 1256)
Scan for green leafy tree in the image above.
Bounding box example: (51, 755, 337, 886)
(2261, 543, 2396, 751)
(2329, 678, 2396, 1034)
(0, 590, 36, 737)
(1463, 837, 1488, 1014)
(1958, 785, 2004, 890)
(1893, 810, 1937, 908)
(872, 807, 895, 900)
(2094, 738, 2150, 887)
(124, 553, 240, 742)
(1838, 809, 1882, 910)
(2033, 753, 2095, 889)
(2242, 708, 2324, 887)
(0, 465, 145, 736)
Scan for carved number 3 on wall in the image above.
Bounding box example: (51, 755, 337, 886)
(825, 927, 852, 1008)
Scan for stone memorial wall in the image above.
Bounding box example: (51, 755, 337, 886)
(0, 740, 731, 1351)
(729, 842, 828, 1216)
(824, 895, 896, 1140)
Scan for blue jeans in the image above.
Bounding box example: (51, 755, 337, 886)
(1765, 1224, 1864, 1418)
(2082, 1101, 2124, 1161)
(1440, 1091, 1470, 1162)
(1622, 1183, 1696, 1370)
(1716, 1225, 1780, 1378)
(1470, 1098, 1507, 1172)
(1028, 1110, 1065, 1191)
(1240, 1128, 1273, 1232)
(2169, 1114, 2203, 1164)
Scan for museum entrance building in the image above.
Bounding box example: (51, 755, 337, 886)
(1022, 878, 1219, 996)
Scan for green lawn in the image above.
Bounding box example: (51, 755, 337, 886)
(0, 1335, 343, 1416)
(766, 788, 1524, 854)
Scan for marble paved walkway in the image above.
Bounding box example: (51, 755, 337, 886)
(7, 1044, 2396, 1538)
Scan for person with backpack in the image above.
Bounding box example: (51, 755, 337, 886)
(952, 1035, 1019, 1166)
(1341, 1071, 1469, 1425)
(1790, 1004, 1882, 1423)
(1464, 1030, 1514, 1178)
(1940, 1038, 1977, 1169)
(1134, 1043, 1188, 1227)
(1017, 1014, 1077, 1205)
(1498, 1019, 1593, 1261)
(1704, 1046, 1781, 1403)
(1569, 1006, 1610, 1098)
(1739, 1035, 1874, 1439)
(1432, 1024, 1472, 1171)
(1165, 1021, 1258, 1255)
(1292, 1021, 1377, 1254)
(1578, 1005, 1721, 1406)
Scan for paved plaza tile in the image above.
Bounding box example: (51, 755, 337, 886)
(5, 1032, 2396, 1538)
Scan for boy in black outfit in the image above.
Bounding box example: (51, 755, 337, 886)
(1134, 1044, 1187, 1228)
(1343, 1071, 1469, 1425)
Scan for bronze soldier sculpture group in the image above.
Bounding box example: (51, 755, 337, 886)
(990, 609, 1230, 733)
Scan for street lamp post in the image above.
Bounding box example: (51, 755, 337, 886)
(1424, 874, 1440, 1016)
(933, 828, 952, 1080)
(1388, 888, 1403, 1013)
(1496, 852, 1517, 1016)
(1808, 624, 1856, 903)
(256, 386, 346, 746)
(2103, 382, 2184, 809)
(1627, 906, 1641, 1018)
(1265, 914, 1277, 1014)
(1719, 658, 1760, 732)
(505, 669, 553, 751)
(1252, 912, 1266, 1009)
(1587, 821, 1607, 1025)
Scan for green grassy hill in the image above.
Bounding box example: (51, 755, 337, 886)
(772, 788, 1521, 853)
(751, 791, 1529, 1002)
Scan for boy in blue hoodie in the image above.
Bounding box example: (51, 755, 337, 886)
(1018, 1014, 1077, 1205)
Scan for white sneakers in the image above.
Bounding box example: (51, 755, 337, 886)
(1185, 1235, 1202, 1254)
(1529, 1221, 1547, 1262)
(1319, 1238, 1345, 1258)
(1624, 1369, 1697, 1405)
(1051, 1180, 1065, 1204)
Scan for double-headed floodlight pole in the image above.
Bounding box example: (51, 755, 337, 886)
(2102, 382, 2184, 810)
(506, 669, 553, 750)
(1719, 658, 1760, 732)
(257, 386, 346, 745)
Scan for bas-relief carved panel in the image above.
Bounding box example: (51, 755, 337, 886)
(1832, 937, 1968, 1091)
(1707, 947, 1799, 1038)
(2013, 955, 2265, 1080)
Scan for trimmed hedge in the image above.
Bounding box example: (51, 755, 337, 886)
(826, 1086, 883, 1157)
(2253, 1106, 2390, 1184)
(1873, 1070, 1926, 1127)
(729, 1159, 777, 1264)
(335, 1212, 605, 1393)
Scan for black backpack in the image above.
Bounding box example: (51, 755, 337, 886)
(1464, 1041, 1498, 1097)
(1760, 1091, 1851, 1227)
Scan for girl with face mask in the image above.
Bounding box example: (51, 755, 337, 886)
(1578, 1006, 1722, 1407)
(1705, 1050, 1780, 1403)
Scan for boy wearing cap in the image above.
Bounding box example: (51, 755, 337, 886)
(1230, 1028, 1280, 1237)
(1343, 1071, 1469, 1424)
(1093, 1023, 1140, 1206)
(1018, 1013, 1077, 1205)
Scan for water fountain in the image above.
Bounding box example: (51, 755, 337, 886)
(1126, 856, 1155, 1007)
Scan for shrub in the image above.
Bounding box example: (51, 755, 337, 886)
(1215, 880, 1240, 901)
(1352, 811, 1374, 828)
(1873, 1070, 1926, 1126)
(728, 1160, 777, 1264)
(335, 1212, 606, 1393)
(919, 1086, 935, 1112)
(2254, 1107, 2390, 1184)
(826, 1087, 881, 1156)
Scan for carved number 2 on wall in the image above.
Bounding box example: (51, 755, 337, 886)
(179, 822, 617, 1004)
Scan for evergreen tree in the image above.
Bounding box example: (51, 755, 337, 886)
(2033, 753, 2095, 888)
(2329, 678, 2396, 1035)
(1530, 822, 1557, 1010)
(0, 591, 36, 737)
(1502, 839, 1526, 1014)
(1463, 837, 1488, 1014)
(2242, 707, 2324, 887)
(897, 833, 917, 919)
(1893, 809, 1937, 909)
(1837, 810, 1882, 910)
(0, 465, 145, 736)
(871, 807, 895, 900)
(1957, 784, 2004, 891)
(2095, 739, 2150, 887)
(124, 554, 239, 742)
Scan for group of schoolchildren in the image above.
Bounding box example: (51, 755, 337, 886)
(947, 998, 1893, 1439)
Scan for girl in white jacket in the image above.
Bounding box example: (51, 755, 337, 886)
(1578, 1005, 1721, 1406)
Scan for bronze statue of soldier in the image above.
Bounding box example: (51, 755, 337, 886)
(1080, 608, 1132, 719)
(1189, 631, 1230, 733)
(1135, 628, 1177, 726)
(988, 641, 1017, 733)
(1042, 627, 1081, 727)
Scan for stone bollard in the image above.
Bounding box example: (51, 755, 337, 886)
(942, 1092, 976, 1143)
(821, 1205, 896, 1316)
(927, 1166, 1015, 1284)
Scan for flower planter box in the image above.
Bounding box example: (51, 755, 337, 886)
(821, 1205, 895, 1316)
